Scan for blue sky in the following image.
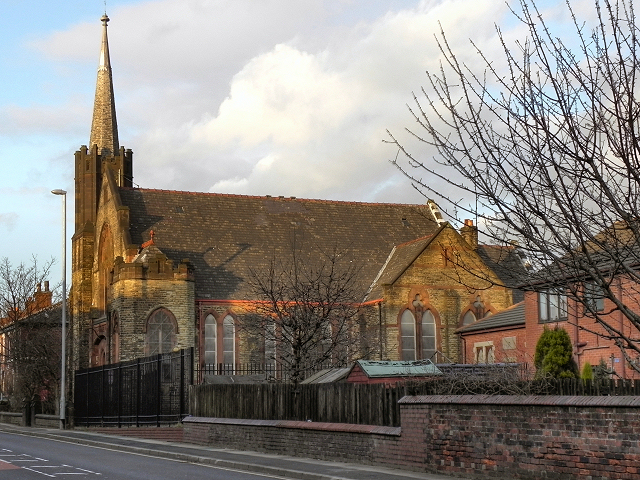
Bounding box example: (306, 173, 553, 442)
(0, 0, 588, 292)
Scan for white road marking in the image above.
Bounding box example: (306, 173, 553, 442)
(0, 450, 101, 477)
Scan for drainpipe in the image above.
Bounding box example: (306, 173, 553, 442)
(378, 302, 383, 360)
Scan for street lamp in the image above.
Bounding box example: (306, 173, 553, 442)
(51, 189, 67, 429)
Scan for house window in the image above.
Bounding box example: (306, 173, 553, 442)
(204, 314, 217, 365)
(401, 310, 416, 361)
(145, 308, 177, 355)
(584, 282, 605, 313)
(538, 289, 567, 323)
(222, 315, 235, 366)
(474, 341, 494, 364)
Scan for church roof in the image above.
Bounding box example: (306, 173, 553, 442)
(89, 14, 119, 156)
(118, 188, 440, 300)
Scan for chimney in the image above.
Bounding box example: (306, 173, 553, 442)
(34, 281, 53, 311)
(460, 219, 478, 249)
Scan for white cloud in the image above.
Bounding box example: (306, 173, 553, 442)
(22, 0, 523, 205)
(0, 212, 18, 232)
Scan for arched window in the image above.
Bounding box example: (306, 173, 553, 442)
(145, 308, 177, 356)
(401, 310, 416, 361)
(222, 315, 235, 366)
(204, 314, 217, 365)
(421, 310, 436, 361)
(462, 310, 476, 326)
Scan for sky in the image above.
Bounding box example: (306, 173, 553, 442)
(0, 0, 590, 290)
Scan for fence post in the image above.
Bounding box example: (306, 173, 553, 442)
(179, 349, 185, 418)
(157, 354, 162, 427)
(100, 364, 105, 426)
(117, 362, 122, 428)
(136, 358, 141, 427)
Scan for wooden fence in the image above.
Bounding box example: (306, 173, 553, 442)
(189, 378, 640, 428)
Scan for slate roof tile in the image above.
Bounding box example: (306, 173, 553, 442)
(119, 188, 440, 300)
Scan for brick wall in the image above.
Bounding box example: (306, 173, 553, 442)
(459, 325, 528, 364)
(183, 395, 640, 480)
(382, 227, 515, 363)
(524, 290, 640, 379)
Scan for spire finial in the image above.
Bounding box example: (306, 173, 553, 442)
(89, 12, 119, 156)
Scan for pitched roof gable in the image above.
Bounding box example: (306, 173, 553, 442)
(118, 188, 440, 300)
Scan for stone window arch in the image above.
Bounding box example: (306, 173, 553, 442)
(460, 295, 494, 327)
(144, 308, 177, 356)
(399, 293, 440, 361)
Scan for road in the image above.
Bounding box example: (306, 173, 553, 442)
(0, 431, 291, 480)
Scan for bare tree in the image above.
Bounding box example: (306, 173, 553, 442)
(244, 246, 365, 386)
(387, 0, 640, 370)
(0, 257, 60, 412)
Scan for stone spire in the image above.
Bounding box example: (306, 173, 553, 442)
(89, 14, 119, 156)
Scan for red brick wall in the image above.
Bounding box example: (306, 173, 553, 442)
(459, 325, 528, 364)
(183, 395, 640, 480)
(524, 290, 640, 379)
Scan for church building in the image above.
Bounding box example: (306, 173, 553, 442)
(71, 15, 524, 375)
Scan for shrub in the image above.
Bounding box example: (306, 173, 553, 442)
(581, 361, 593, 381)
(534, 326, 578, 378)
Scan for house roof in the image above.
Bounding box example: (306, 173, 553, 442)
(477, 245, 529, 295)
(352, 360, 442, 378)
(118, 188, 441, 300)
(456, 301, 525, 334)
(300, 367, 352, 384)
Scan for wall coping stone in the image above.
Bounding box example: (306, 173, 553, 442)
(182, 416, 401, 436)
(399, 394, 640, 407)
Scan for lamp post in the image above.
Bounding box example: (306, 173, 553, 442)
(51, 189, 67, 429)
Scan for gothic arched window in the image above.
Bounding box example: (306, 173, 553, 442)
(145, 308, 177, 356)
(222, 315, 235, 366)
(401, 310, 416, 361)
(204, 314, 217, 365)
(421, 310, 436, 361)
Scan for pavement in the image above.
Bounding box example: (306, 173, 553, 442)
(0, 423, 461, 480)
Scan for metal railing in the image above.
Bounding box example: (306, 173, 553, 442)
(74, 348, 193, 427)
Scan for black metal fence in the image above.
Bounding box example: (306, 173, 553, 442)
(196, 362, 341, 383)
(74, 348, 193, 427)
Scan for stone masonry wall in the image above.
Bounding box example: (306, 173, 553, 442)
(383, 228, 514, 362)
(183, 395, 640, 480)
(112, 277, 195, 361)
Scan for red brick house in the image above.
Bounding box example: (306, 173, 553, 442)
(456, 268, 640, 380)
(523, 283, 640, 379)
(457, 301, 527, 365)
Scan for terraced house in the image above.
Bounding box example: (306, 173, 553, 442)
(71, 15, 524, 376)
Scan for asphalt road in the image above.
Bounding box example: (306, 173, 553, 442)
(0, 431, 293, 480)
